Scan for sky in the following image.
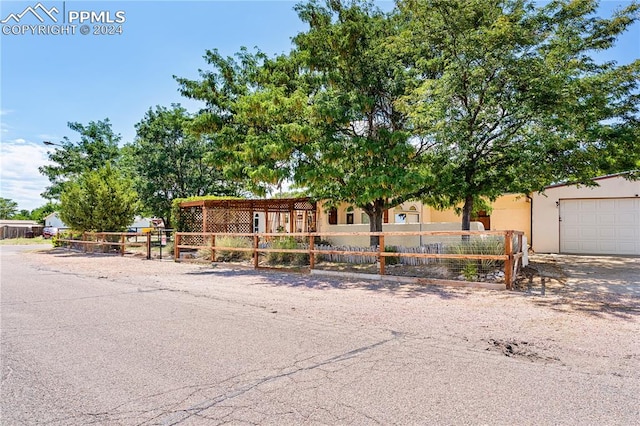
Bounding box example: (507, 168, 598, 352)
(1, 0, 639, 211)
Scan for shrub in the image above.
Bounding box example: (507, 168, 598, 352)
(384, 245, 400, 265)
(446, 236, 505, 278)
(267, 236, 309, 266)
(213, 236, 252, 262)
(51, 234, 61, 247)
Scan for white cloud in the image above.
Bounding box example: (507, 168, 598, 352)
(38, 134, 62, 141)
(0, 141, 51, 210)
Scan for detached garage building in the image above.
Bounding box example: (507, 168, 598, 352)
(531, 173, 640, 255)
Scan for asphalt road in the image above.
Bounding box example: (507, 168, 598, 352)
(1, 245, 638, 425)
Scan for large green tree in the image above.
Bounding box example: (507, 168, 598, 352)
(126, 105, 240, 228)
(177, 0, 639, 237)
(29, 202, 60, 223)
(59, 163, 138, 232)
(0, 198, 19, 219)
(397, 0, 640, 229)
(178, 0, 430, 245)
(39, 119, 121, 200)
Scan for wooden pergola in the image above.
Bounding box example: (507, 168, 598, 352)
(178, 198, 317, 234)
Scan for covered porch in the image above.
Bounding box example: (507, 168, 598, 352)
(177, 198, 317, 234)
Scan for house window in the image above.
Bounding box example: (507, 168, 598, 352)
(346, 212, 354, 224)
(328, 207, 338, 225)
(383, 209, 389, 223)
(395, 213, 407, 224)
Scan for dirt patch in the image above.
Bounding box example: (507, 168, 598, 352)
(487, 339, 560, 363)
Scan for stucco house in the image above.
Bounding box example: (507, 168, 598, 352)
(317, 173, 640, 255)
(531, 173, 640, 255)
(177, 172, 639, 255)
(316, 194, 531, 247)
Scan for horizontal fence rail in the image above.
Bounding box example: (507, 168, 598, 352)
(174, 230, 525, 289)
(55, 230, 174, 259)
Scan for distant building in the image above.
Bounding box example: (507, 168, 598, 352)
(44, 212, 66, 228)
(0, 220, 43, 239)
(43, 213, 160, 232)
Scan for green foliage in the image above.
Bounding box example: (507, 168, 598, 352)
(12, 209, 32, 220)
(446, 236, 505, 277)
(0, 198, 19, 219)
(39, 119, 121, 201)
(126, 105, 241, 228)
(397, 0, 640, 229)
(267, 236, 309, 266)
(59, 163, 139, 232)
(0, 200, 58, 222)
(50, 233, 61, 248)
(384, 246, 400, 265)
(176, 1, 432, 245)
(30, 202, 60, 224)
(214, 236, 252, 262)
(175, 0, 639, 236)
(461, 262, 479, 282)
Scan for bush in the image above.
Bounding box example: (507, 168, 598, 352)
(384, 246, 400, 265)
(213, 236, 252, 262)
(267, 236, 309, 266)
(446, 236, 505, 278)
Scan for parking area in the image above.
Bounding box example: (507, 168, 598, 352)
(526, 254, 640, 296)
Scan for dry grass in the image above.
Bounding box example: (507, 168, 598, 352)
(0, 236, 50, 246)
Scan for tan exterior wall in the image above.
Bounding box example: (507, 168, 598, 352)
(427, 195, 531, 241)
(317, 201, 428, 227)
(489, 195, 531, 238)
(319, 222, 484, 247)
(429, 209, 460, 223)
(315, 195, 530, 247)
(531, 175, 640, 253)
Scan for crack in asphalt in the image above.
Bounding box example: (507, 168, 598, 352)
(139, 330, 404, 425)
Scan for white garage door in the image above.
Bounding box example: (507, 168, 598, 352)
(560, 198, 640, 255)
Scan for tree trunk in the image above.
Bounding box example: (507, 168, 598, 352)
(461, 194, 473, 231)
(163, 215, 171, 230)
(366, 199, 385, 247)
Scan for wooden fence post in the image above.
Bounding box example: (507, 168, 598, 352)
(253, 235, 259, 268)
(146, 231, 152, 260)
(504, 231, 513, 290)
(211, 235, 216, 262)
(309, 234, 315, 270)
(120, 234, 125, 256)
(379, 234, 385, 276)
(173, 233, 180, 261)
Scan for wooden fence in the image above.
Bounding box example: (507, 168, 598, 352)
(174, 230, 525, 289)
(55, 231, 173, 258)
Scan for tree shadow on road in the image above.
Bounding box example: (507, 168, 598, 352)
(186, 265, 469, 300)
(515, 259, 640, 320)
